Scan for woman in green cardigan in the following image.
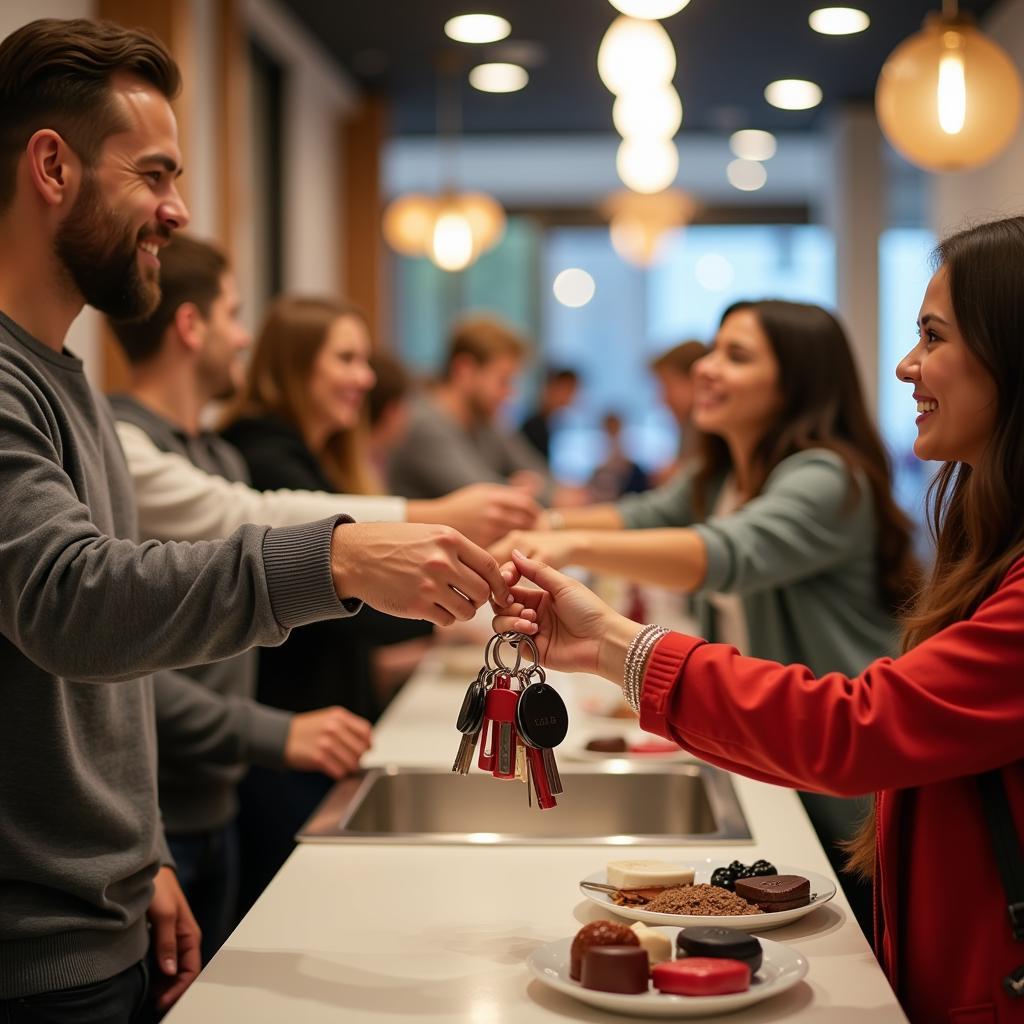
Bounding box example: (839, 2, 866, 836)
(493, 300, 920, 934)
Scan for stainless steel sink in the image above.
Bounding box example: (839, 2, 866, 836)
(297, 763, 751, 845)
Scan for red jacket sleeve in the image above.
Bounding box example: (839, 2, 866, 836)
(640, 558, 1024, 797)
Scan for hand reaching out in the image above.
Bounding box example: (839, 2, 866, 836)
(492, 551, 641, 684)
(284, 706, 372, 778)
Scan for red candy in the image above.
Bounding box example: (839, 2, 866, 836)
(629, 739, 682, 755)
(652, 957, 751, 996)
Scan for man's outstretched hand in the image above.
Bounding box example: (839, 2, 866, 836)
(331, 522, 513, 626)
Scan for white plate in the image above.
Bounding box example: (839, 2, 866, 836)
(528, 929, 808, 1018)
(580, 861, 836, 932)
(561, 728, 692, 764)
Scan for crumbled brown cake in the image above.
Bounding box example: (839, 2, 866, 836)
(642, 884, 762, 916)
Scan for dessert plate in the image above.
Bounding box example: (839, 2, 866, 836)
(528, 929, 807, 1018)
(561, 728, 691, 763)
(580, 861, 836, 932)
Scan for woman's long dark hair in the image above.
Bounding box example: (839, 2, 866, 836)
(693, 299, 918, 614)
(846, 216, 1024, 879)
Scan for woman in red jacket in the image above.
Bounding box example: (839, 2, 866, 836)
(493, 216, 1024, 1024)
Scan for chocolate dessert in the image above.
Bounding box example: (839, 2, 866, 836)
(675, 926, 763, 973)
(584, 736, 629, 753)
(580, 945, 650, 994)
(569, 920, 639, 980)
(734, 873, 811, 912)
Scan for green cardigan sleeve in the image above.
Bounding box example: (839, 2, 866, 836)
(617, 467, 699, 528)
(692, 449, 871, 596)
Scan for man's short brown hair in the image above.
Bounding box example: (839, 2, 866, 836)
(444, 315, 529, 377)
(651, 339, 707, 376)
(0, 18, 180, 211)
(110, 235, 228, 364)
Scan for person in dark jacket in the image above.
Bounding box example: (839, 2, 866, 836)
(221, 296, 432, 912)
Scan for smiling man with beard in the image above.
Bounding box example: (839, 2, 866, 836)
(0, 18, 514, 1023)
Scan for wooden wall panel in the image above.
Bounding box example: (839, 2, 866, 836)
(340, 95, 389, 348)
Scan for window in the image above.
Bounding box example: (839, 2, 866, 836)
(543, 224, 836, 481)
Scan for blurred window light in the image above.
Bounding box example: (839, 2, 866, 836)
(695, 253, 735, 291)
(729, 129, 777, 161)
(444, 14, 511, 44)
(616, 137, 679, 193)
(553, 268, 597, 308)
(598, 16, 676, 95)
(608, 0, 691, 19)
(613, 86, 683, 139)
(765, 79, 823, 110)
(809, 7, 870, 36)
(726, 159, 768, 191)
(469, 62, 529, 93)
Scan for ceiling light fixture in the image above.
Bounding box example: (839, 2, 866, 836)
(729, 129, 777, 161)
(612, 85, 683, 139)
(382, 57, 506, 272)
(764, 78, 823, 110)
(616, 137, 679, 194)
(598, 16, 676, 95)
(468, 62, 529, 93)
(809, 7, 870, 36)
(607, 0, 691, 19)
(726, 158, 768, 191)
(875, 1, 1023, 172)
(444, 14, 511, 44)
(602, 189, 696, 266)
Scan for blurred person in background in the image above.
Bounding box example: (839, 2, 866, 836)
(587, 412, 650, 503)
(492, 216, 1024, 1023)
(109, 236, 376, 960)
(366, 349, 413, 482)
(519, 366, 579, 461)
(220, 297, 451, 912)
(493, 300, 920, 935)
(649, 338, 707, 484)
(388, 315, 554, 503)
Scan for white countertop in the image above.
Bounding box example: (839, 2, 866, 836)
(166, 647, 908, 1023)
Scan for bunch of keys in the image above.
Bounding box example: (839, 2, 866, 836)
(451, 631, 568, 810)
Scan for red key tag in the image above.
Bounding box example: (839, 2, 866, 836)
(477, 673, 512, 773)
(488, 680, 521, 781)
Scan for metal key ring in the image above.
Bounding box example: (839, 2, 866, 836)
(502, 631, 541, 674)
(483, 633, 503, 672)
(490, 633, 524, 675)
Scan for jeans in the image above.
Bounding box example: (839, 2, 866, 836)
(167, 822, 240, 964)
(0, 961, 148, 1024)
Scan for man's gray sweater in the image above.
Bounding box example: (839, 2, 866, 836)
(108, 394, 291, 836)
(0, 313, 355, 998)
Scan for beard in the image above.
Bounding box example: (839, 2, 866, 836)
(54, 173, 164, 321)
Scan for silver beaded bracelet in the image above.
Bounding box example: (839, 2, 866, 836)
(623, 624, 668, 713)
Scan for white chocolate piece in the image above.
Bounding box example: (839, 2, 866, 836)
(630, 922, 672, 967)
(606, 860, 696, 889)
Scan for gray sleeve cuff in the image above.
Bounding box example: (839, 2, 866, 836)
(262, 515, 362, 629)
(156, 828, 176, 871)
(692, 522, 734, 591)
(242, 703, 292, 768)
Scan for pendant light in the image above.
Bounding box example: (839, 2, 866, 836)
(382, 53, 506, 271)
(875, 0, 1023, 172)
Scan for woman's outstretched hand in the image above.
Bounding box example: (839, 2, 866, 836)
(493, 550, 642, 685)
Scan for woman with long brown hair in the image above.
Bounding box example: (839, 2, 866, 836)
(495, 299, 918, 677)
(492, 216, 1024, 1023)
(221, 296, 432, 912)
